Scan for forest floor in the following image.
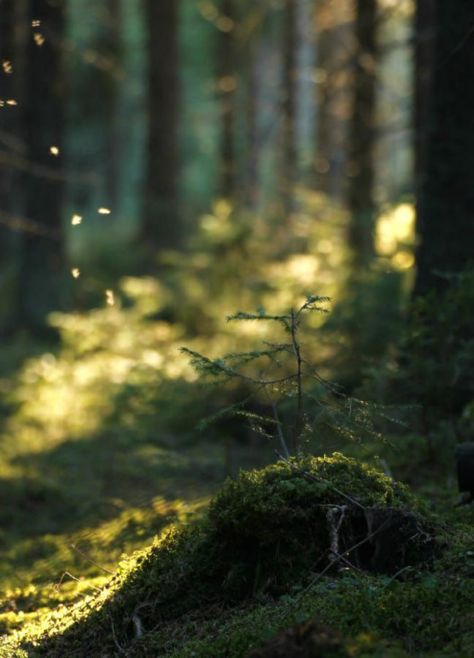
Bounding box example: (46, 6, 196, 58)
(1, 423, 473, 656)
(0, 325, 473, 657)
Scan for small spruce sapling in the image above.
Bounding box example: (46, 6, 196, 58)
(182, 296, 385, 456)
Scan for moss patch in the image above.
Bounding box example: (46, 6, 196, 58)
(207, 453, 434, 592)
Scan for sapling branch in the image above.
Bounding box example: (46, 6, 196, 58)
(183, 295, 389, 456)
(264, 387, 290, 458)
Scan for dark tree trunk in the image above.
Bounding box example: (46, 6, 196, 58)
(0, 0, 16, 258)
(281, 0, 297, 218)
(142, 0, 180, 256)
(413, 0, 435, 216)
(413, 0, 474, 296)
(16, 0, 69, 334)
(217, 0, 237, 200)
(347, 0, 378, 269)
(0, 0, 17, 332)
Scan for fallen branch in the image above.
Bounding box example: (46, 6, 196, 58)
(69, 543, 114, 575)
(132, 613, 144, 639)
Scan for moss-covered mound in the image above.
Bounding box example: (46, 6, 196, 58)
(207, 453, 435, 592)
(8, 454, 437, 657)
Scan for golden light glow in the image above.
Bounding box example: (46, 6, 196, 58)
(376, 203, 415, 256)
(213, 198, 232, 218)
(198, 2, 219, 21)
(49, 146, 60, 156)
(317, 239, 333, 254)
(71, 214, 82, 226)
(98, 207, 111, 215)
(6, 99, 17, 106)
(105, 290, 115, 306)
(71, 268, 81, 279)
(33, 33, 45, 46)
(218, 76, 237, 93)
(2, 61, 12, 74)
(391, 250, 415, 270)
(286, 254, 320, 286)
(312, 68, 327, 84)
(142, 350, 164, 369)
(216, 16, 235, 32)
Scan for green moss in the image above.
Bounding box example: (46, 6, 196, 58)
(205, 453, 428, 597)
(210, 452, 418, 532)
(164, 572, 474, 658)
(1, 453, 439, 658)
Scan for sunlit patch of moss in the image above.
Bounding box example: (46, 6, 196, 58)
(0, 577, 107, 635)
(0, 496, 204, 592)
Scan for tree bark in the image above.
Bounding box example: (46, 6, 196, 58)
(413, 0, 474, 296)
(142, 0, 181, 256)
(346, 0, 378, 269)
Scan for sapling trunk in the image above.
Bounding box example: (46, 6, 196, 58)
(290, 309, 304, 453)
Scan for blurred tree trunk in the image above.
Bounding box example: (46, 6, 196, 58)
(0, 0, 15, 261)
(142, 0, 180, 257)
(103, 0, 122, 212)
(245, 38, 259, 210)
(347, 0, 378, 269)
(413, 0, 435, 215)
(0, 0, 17, 332)
(281, 0, 297, 219)
(16, 0, 69, 334)
(314, 0, 352, 200)
(413, 0, 474, 296)
(217, 0, 237, 201)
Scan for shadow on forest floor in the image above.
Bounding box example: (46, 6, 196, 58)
(0, 424, 274, 591)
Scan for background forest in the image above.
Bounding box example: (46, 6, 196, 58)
(0, 0, 473, 656)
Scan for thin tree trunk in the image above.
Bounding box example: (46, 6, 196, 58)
(245, 38, 259, 210)
(142, 0, 180, 256)
(314, 0, 352, 200)
(413, 0, 474, 296)
(217, 0, 237, 200)
(347, 0, 378, 269)
(281, 0, 297, 219)
(103, 0, 122, 212)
